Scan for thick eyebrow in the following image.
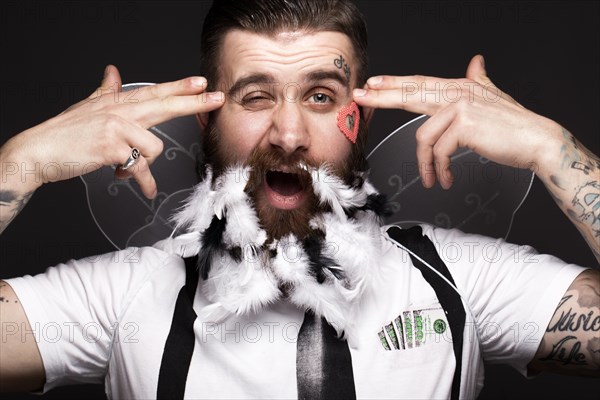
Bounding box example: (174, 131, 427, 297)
(227, 73, 277, 100)
(226, 69, 350, 101)
(305, 70, 350, 92)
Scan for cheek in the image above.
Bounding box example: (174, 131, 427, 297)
(214, 105, 355, 165)
(308, 111, 353, 162)
(214, 110, 271, 158)
(336, 102, 360, 144)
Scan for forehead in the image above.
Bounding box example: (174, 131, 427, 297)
(217, 29, 355, 86)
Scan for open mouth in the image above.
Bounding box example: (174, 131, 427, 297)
(264, 170, 306, 210)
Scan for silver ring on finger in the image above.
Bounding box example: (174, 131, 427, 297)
(119, 147, 141, 170)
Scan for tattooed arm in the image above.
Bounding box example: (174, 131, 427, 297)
(537, 127, 600, 263)
(0, 190, 35, 234)
(0, 147, 39, 234)
(0, 189, 35, 234)
(354, 55, 600, 263)
(0, 281, 45, 392)
(528, 269, 600, 377)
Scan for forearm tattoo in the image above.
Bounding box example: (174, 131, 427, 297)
(548, 128, 600, 262)
(0, 189, 34, 234)
(559, 128, 600, 172)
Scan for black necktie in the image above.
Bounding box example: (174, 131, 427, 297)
(296, 310, 357, 400)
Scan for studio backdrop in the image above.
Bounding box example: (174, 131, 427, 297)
(1, 1, 598, 399)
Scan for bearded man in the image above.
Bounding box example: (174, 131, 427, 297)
(0, 1, 598, 399)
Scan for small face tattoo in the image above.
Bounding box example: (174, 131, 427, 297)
(337, 102, 360, 144)
(334, 54, 351, 81)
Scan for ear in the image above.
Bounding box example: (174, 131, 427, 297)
(362, 105, 375, 125)
(359, 82, 375, 125)
(196, 112, 208, 129)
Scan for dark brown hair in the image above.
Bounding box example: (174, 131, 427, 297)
(200, 0, 369, 89)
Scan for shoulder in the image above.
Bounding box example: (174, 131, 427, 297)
(381, 223, 541, 266)
(62, 245, 185, 283)
(7, 245, 187, 318)
(380, 223, 492, 253)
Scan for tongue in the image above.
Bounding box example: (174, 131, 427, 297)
(266, 171, 303, 196)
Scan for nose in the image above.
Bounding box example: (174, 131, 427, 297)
(269, 99, 310, 155)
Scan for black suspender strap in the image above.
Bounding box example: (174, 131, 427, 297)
(386, 226, 465, 400)
(157, 228, 460, 398)
(296, 310, 356, 400)
(157, 255, 200, 399)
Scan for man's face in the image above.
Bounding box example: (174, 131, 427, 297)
(206, 30, 360, 240)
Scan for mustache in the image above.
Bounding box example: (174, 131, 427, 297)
(203, 119, 360, 187)
(243, 147, 323, 194)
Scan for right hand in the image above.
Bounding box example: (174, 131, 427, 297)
(1, 65, 225, 198)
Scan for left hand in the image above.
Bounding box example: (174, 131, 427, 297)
(353, 54, 561, 189)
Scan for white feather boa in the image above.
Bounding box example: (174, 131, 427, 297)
(167, 164, 383, 347)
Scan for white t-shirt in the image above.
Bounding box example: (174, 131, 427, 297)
(6, 224, 585, 399)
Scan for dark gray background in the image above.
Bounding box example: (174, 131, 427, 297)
(1, 1, 598, 399)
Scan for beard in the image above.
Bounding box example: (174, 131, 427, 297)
(168, 116, 383, 342)
(202, 119, 368, 242)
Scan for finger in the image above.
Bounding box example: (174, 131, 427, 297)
(135, 91, 226, 128)
(117, 119, 165, 166)
(88, 65, 122, 101)
(100, 65, 122, 89)
(464, 56, 522, 107)
(364, 74, 455, 91)
(114, 153, 157, 199)
(354, 74, 462, 114)
(465, 54, 497, 90)
(126, 132, 164, 166)
(97, 116, 165, 167)
(353, 87, 442, 116)
(415, 107, 457, 188)
(357, 73, 487, 115)
(431, 126, 460, 190)
(465, 55, 484, 80)
(127, 76, 209, 103)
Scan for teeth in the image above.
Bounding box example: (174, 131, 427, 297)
(297, 162, 312, 173)
(269, 164, 315, 174)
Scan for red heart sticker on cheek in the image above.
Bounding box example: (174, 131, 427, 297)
(336, 101, 360, 144)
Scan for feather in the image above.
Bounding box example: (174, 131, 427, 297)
(362, 193, 389, 216)
(302, 234, 343, 282)
(202, 252, 280, 317)
(223, 197, 267, 248)
(197, 215, 227, 280)
(211, 165, 268, 249)
(270, 235, 311, 285)
(212, 164, 251, 220)
(170, 168, 214, 233)
(198, 303, 232, 324)
(169, 161, 384, 349)
(310, 165, 368, 220)
(346, 193, 390, 219)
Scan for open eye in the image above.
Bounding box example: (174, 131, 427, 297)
(310, 92, 331, 104)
